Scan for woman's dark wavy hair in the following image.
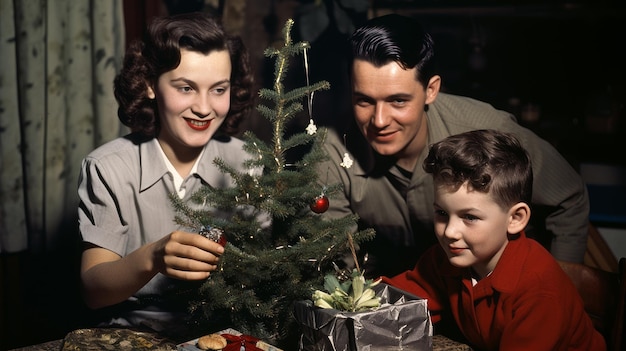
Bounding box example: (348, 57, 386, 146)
(349, 14, 438, 87)
(114, 12, 254, 138)
(423, 129, 533, 210)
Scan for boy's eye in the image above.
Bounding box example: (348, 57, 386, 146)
(434, 209, 448, 218)
(463, 214, 479, 222)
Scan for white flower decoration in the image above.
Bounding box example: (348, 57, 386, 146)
(340, 152, 353, 169)
(306, 119, 317, 135)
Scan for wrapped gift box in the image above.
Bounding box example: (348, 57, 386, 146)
(293, 283, 432, 351)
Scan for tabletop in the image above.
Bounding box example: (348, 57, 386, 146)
(9, 328, 473, 351)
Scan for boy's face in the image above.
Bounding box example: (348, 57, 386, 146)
(351, 60, 439, 170)
(150, 49, 232, 161)
(433, 182, 511, 279)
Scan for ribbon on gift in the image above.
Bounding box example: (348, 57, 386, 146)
(221, 333, 262, 351)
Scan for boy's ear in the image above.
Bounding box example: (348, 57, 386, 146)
(508, 202, 531, 235)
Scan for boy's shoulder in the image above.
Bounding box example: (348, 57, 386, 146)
(525, 240, 572, 280)
(494, 235, 571, 291)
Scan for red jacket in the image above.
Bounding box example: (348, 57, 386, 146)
(382, 233, 606, 351)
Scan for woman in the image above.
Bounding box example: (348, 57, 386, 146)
(77, 12, 255, 337)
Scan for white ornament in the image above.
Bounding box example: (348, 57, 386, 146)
(306, 119, 317, 135)
(340, 152, 353, 169)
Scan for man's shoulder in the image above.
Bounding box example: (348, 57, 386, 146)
(321, 127, 344, 144)
(435, 92, 507, 112)
(321, 127, 374, 172)
(320, 127, 349, 156)
(430, 92, 517, 128)
(434, 92, 498, 109)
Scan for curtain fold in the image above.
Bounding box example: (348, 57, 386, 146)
(0, 0, 126, 254)
(0, 0, 28, 252)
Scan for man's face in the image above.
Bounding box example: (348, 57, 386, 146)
(351, 60, 439, 170)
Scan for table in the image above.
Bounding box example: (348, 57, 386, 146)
(10, 328, 473, 351)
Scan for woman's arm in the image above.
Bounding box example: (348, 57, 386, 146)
(80, 230, 224, 309)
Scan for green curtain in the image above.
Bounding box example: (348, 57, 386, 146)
(0, 0, 126, 254)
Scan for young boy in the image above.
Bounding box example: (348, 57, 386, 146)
(382, 129, 605, 351)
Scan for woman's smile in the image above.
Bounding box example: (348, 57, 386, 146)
(186, 118, 211, 131)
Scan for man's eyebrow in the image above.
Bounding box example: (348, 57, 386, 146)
(387, 93, 412, 100)
(352, 90, 412, 100)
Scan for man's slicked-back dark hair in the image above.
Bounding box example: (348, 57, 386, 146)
(349, 14, 438, 87)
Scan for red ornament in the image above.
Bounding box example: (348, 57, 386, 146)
(199, 226, 227, 247)
(310, 194, 329, 213)
(216, 234, 227, 247)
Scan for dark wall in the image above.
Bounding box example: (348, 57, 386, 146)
(407, 4, 626, 167)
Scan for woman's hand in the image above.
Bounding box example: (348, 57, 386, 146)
(80, 230, 225, 309)
(153, 230, 225, 280)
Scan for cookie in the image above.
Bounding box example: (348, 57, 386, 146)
(196, 333, 227, 350)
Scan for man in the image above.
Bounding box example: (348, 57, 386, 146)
(319, 14, 589, 278)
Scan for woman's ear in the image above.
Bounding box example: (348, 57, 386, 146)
(146, 84, 156, 99)
(507, 202, 531, 235)
(425, 75, 441, 105)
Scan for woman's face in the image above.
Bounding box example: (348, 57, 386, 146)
(149, 49, 232, 160)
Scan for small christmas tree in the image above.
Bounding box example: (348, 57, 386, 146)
(171, 19, 374, 347)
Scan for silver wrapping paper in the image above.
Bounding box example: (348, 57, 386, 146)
(294, 283, 433, 351)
